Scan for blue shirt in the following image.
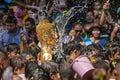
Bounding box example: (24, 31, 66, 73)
(0, 28, 28, 47)
(83, 38, 106, 50)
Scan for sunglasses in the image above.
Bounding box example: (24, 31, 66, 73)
(75, 30, 82, 33)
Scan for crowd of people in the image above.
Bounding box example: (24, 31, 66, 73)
(0, 0, 120, 80)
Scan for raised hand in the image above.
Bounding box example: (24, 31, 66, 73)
(103, 0, 110, 10)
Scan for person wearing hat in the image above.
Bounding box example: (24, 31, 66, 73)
(81, 26, 106, 50)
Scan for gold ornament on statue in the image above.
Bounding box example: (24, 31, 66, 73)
(36, 19, 56, 61)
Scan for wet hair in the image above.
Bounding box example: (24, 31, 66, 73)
(90, 26, 102, 35)
(41, 61, 59, 78)
(5, 15, 17, 24)
(92, 53, 106, 61)
(25, 61, 38, 78)
(25, 61, 49, 80)
(10, 56, 26, 72)
(63, 41, 83, 55)
(80, 43, 103, 55)
(20, 46, 41, 61)
(60, 62, 75, 80)
(7, 43, 20, 54)
(28, 46, 41, 55)
(25, 18, 35, 26)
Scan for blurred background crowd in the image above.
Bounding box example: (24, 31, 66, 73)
(0, 0, 120, 80)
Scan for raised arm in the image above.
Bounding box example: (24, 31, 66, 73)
(19, 32, 28, 53)
(110, 26, 119, 41)
(99, 0, 110, 25)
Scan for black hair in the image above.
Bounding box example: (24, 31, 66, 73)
(25, 61, 49, 80)
(60, 62, 75, 80)
(90, 26, 101, 33)
(20, 46, 41, 61)
(41, 61, 59, 79)
(92, 53, 106, 61)
(63, 41, 83, 55)
(5, 15, 17, 24)
(73, 21, 83, 28)
(25, 61, 39, 78)
(86, 10, 94, 17)
(10, 56, 26, 72)
(105, 46, 120, 61)
(93, 60, 109, 72)
(7, 43, 20, 54)
(25, 18, 35, 26)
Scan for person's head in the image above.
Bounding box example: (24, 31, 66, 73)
(64, 41, 82, 55)
(10, 56, 26, 75)
(5, 16, 17, 33)
(112, 47, 120, 60)
(60, 62, 75, 80)
(0, 49, 8, 70)
(25, 61, 48, 80)
(7, 43, 20, 59)
(25, 18, 35, 33)
(28, 10, 34, 18)
(15, 7, 23, 18)
(20, 46, 40, 61)
(109, 59, 120, 79)
(72, 21, 83, 37)
(106, 47, 120, 60)
(41, 61, 60, 80)
(85, 10, 94, 23)
(11, 75, 22, 80)
(91, 26, 101, 38)
(93, 1, 101, 10)
(1, 13, 8, 25)
(20, 52, 36, 62)
(25, 61, 38, 78)
(93, 60, 109, 72)
(93, 60, 109, 80)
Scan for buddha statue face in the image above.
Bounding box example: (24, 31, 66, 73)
(36, 19, 56, 61)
